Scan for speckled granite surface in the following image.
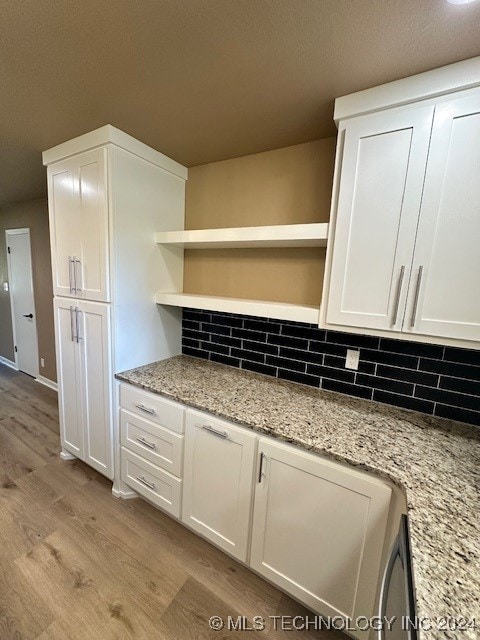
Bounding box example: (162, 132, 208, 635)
(116, 355, 480, 639)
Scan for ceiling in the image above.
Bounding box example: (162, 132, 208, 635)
(1, 0, 480, 206)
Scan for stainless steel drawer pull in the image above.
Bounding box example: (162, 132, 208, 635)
(136, 475, 155, 490)
(201, 424, 228, 439)
(392, 265, 405, 326)
(136, 436, 156, 450)
(134, 403, 156, 415)
(410, 265, 423, 328)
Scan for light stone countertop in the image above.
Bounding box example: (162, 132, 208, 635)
(116, 355, 480, 640)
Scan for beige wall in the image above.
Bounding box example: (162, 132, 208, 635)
(184, 138, 336, 306)
(0, 198, 56, 382)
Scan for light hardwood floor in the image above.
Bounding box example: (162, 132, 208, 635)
(0, 365, 348, 640)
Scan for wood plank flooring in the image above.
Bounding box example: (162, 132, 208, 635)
(0, 365, 348, 640)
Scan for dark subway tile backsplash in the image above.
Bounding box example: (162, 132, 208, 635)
(182, 308, 480, 428)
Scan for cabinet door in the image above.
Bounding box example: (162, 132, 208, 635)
(182, 410, 257, 562)
(54, 299, 83, 458)
(48, 159, 81, 298)
(327, 105, 434, 331)
(77, 149, 110, 302)
(404, 92, 480, 341)
(250, 439, 391, 627)
(77, 300, 113, 479)
(47, 149, 110, 302)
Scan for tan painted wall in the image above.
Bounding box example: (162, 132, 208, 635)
(184, 138, 336, 306)
(0, 198, 56, 382)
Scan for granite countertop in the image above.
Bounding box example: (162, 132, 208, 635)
(116, 355, 480, 639)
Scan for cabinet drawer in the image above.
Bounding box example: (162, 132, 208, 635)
(120, 409, 183, 477)
(121, 448, 182, 518)
(120, 383, 184, 434)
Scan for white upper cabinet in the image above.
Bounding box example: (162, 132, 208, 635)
(327, 105, 434, 332)
(48, 160, 79, 298)
(326, 60, 480, 346)
(48, 148, 109, 302)
(404, 92, 480, 342)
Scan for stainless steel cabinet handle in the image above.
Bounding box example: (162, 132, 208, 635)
(201, 424, 228, 439)
(392, 265, 405, 326)
(68, 257, 75, 294)
(75, 258, 82, 293)
(75, 308, 81, 343)
(136, 475, 155, 490)
(136, 436, 156, 450)
(72, 256, 78, 293)
(70, 306, 76, 342)
(258, 452, 266, 483)
(134, 403, 156, 415)
(410, 266, 423, 328)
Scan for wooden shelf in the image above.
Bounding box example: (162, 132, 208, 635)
(155, 292, 320, 323)
(155, 223, 328, 249)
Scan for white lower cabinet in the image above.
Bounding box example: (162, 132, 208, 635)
(181, 409, 257, 562)
(117, 385, 393, 628)
(55, 298, 113, 478)
(250, 438, 392, 628)
(121, 447, 182, 518)
(120, 409, 184, 477)
(119, 384, 185, 515)
(55, 301, 83, 458)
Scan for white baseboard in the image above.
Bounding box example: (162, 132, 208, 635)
(0, 356, 18, 370)
(60, 449, 76, 461)
(36, 375, 58, 392)
(112, 486, 138, 500)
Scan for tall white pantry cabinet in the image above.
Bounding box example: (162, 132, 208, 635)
(43, 125, 188, 481)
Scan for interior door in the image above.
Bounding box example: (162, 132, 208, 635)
(327, 105, 434, 331)
(6, 230, 39, 377)
(250, 438, 391, 630)
(182, 410, 257, 562)
(48, 159, 81, 298)
(404, 91, 480, 342)
(54, 299, 82, 458)
(77, 300, 113, 479)
(77, 148, 110, 302)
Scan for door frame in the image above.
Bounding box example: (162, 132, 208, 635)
(5, 228, 39, 376)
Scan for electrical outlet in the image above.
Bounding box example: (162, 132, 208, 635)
(345, 349, 360, 370)
(40, 358, 45, 368)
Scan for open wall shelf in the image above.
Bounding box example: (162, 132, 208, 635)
(156, 223, 329, 249)
(155, 292, 320, 324)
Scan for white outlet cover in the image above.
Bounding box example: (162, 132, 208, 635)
(345, 349, 360, 370)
